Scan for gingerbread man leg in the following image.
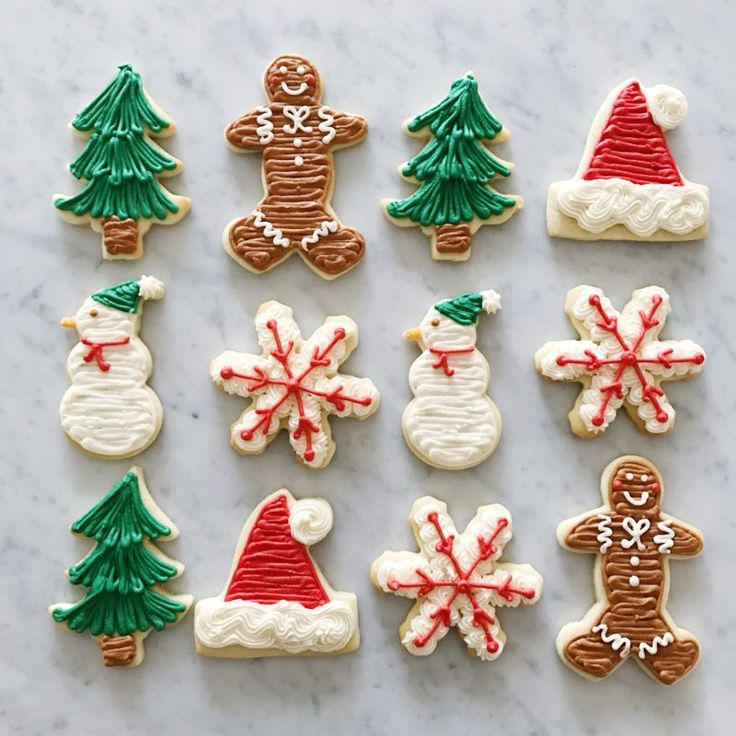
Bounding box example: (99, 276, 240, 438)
(226, 211, 293, 273)
(636, 628, 700, 685)
(301, 224, 365, 278)
(563, 628, 626, 680)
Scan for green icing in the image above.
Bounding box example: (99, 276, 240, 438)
(436, 292, 485, 325)
(386, 74, 517, 227)
(91, 279, 141, 313)
(52, 471, 187, 637)
(55, 64, 181, 221)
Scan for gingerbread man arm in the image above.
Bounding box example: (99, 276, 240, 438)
(329, 108, 368, 146)
(661, 515, 704, 557)
(225, 109, 267, 150)
(557, 511, 607, 552)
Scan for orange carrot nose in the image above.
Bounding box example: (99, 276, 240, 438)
(404, 327, 421, 341)
(61, 317, 77, 329)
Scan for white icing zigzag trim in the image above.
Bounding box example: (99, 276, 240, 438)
(283, 106, 312, 134)
(318, 106, 336, 144)
(638, 632, 674, 659)
(596, 514, 613, 553)
(253, 210, 290, 247)
(653, 519, 675, 554)
(256, 106, 274, 144)
(592, 623, 631, 658)
(301, 220, 338, 250)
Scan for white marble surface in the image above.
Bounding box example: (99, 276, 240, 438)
(2, 0, 735, 733)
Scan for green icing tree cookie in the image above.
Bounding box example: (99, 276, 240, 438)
(50, 467, 192, 667)
(55, 64, 190, 260)
(384, 73, 522, 262)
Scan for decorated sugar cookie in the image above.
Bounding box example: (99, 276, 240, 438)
(195, 489, 359, 658)
(547, 79, 708, 241)
(224, 54, 368, 279)
(60, 276, 165, 458)
(535, 285, 705, 437)
(403, 290, 502, 469)
(557, 456, 703, 685)
(55, 64, 190, 259)
(372, 496, 542, 660)
(384, 73, 522, 261)
(210, 300, 379, 468)
(50, 468, 192, 667)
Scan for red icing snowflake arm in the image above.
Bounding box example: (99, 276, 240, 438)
(210, 351, 274, 398)
(225, 108, 270, 150)
(307, 375, 379, 418)
(301, 316, 358, 372)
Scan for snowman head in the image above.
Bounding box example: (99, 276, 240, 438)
(62, 275, 165, 339)
(264, 54, 321, 105)
(405, 290, 501, 349)
(607, 457, 662, 515)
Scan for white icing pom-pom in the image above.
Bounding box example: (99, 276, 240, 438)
(137, 275, 166, 301)
(480, 289, 502, 314)
(645, 85, 688, 130)
(289, 498, 333, 545)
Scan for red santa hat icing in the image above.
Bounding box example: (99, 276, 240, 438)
(194, 490, 359, 657)
(549, 79, 708, 239)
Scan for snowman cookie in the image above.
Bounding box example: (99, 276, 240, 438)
(60, 276, 165, 459)
(224, 54, 368, 279)
(403, 290, 502, 469)
(557, 456, 703, 685)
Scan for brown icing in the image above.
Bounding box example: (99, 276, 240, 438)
(434, 223, 472, 254)
(102, 216, 138, 256)
(225, 55, 367, 277)
(562, 458, 703, 685)
(100, 633, 137, 667)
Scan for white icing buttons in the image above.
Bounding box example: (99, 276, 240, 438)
(294, 137, 302, 147)
(630, 556, 640, 567)
(295, 156, 304, 167)
(629, 575, 640, 587)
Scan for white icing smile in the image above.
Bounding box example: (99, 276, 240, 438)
(281, 82, 308, 96)
(623, 491, 649, 507)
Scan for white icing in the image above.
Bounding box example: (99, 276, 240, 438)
(300, 220, 338, 250)
(289, 498, 333, 545)
(371, 498, 542, 661)
(629, 575, 640, 587)
(555, 179, 709, 237)
(253, 210, 290, 247)
(194, 598, 357, 654)
(317, 106, 336, 144)
(59, 278, 164, 458)
(296, 65, 306, 74)
(281, 82, 308, 96)
(644, 85, 688, 130)
(640, 474, 649, 482)
(621, 517, 650, 551)
(653, 519, 675, 554)
(623, 491, 649, 507)
(638, 632, 674, 658)
(630, 556, 640, 566)
(403, 290, 502, 470)
(293, 137, 302, 147)
(592, 623, 631, 658)
(255, 106, 274, 144)
(282, 105, 312, 134)
(278, 65, 287, 74)
(626, 473, 634, 481)
(294, 155, 304, 167)
(596, 514, 613, 553)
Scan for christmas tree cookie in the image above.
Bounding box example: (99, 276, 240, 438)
(224, 54, 368, 279)
(557, 456, 703, 685)
(372, 496, 542, 661)
(403, 290, 503, 469)
(547, 79, 709, 241)
(384, 73, 522, 261)
(50, 468, 192, 667)
(55, 64, 190, 259)
(535, 285, 705, 437)
(195, 489, 359, 658)
(60, 275, 166, 458)
(210, 300, 379, 468)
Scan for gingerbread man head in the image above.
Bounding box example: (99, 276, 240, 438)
(263, 54, 322, 105)
(606, 457, 662, 515)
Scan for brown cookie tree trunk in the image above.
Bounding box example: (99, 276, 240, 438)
(100, 634, 137, 667)
(435, 223, 472, 255)
(102, 217, 139, 256)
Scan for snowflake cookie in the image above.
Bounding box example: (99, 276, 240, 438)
(535, 285, 705, 437)
(371, 496, 542, 661)
(210, 301, 379, 469)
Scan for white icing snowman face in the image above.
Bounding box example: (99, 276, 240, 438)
(417, 308, 477, 349)
(68, 297, 138, 338)
(266, 55, 320, 104)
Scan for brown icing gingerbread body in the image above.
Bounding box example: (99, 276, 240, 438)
(224, 55, 368, 279)
(557, 456, 703, 685)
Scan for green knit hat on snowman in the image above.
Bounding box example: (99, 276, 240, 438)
(91, 275, 165, 313)
(435, 289, 501, 325)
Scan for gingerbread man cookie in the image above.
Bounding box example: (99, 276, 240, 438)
(224, 54, 368, 279)
(557, 456, 703, 685)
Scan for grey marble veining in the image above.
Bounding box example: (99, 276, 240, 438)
(1, 0, 735, 733)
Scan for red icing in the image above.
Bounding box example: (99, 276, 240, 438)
(428, 346, 475, 377)
(555, 294, 704, 427)
(224, 495, 329, 607)
(270, 75, 280, 86)
(306, 74, 316, 85)
(387, 513, 534, 654)
(583, 81, 683, 186)
(220, 319, 373, 463)
(81, 337, 130, 372)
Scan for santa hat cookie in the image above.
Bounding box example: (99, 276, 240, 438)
(547, 79, 708, 241)
(194, 490, 359, 658)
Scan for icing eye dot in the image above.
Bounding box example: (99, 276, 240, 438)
(89, 309, 98, 317)
(279, 65, 288, 74)
(431, 319, 440, 327)
(297, 65, 306, 74)
(641, 474, 649, 482)
(625, 473, 634, 481)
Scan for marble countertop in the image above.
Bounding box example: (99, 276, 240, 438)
(2, 0, 735, 733)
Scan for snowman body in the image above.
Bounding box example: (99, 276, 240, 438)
(60, 298, 162, 458)
(403, 304, 501, 470)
